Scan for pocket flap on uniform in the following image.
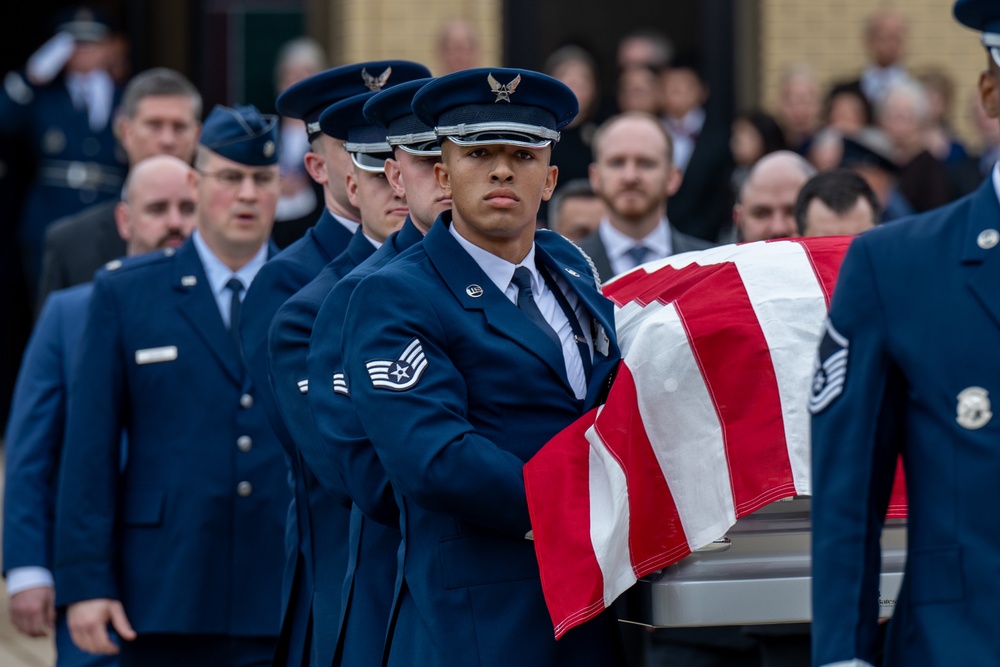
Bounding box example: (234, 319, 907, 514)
(908, 545, 964, 604)
(122, 489, 165, 526)
(440, 533, 539, 589)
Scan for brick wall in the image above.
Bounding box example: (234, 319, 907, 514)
(759, 0, 988, 149)
(328, 0, 503, 75)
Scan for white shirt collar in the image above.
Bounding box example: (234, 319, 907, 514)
(449, 223, 542, 295)
(192, 230, 268, 298)
(598, 218, 672, 263)
(991, 160, 1000, 210)
(331, 212, 361, 235)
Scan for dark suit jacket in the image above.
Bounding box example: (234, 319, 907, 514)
(577, 223, 715, 282)
(666, 115, 734, 243)
(37, 200, 124, 314)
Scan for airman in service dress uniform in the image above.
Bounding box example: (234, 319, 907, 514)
(810, 3, 1000, 666)
(340, 68, 625, 667)
(54, 106, 288, 667)
(239, 60, 429, 667)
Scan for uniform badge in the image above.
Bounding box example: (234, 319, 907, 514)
(362, 67, 392, 92)
(297, 379, 309, 395)
(978, 229, 999, 250)
(181, 275, 197, 286)
(957, 386, 992, 429)
(466, 284, 484, 298)
(565, 267, 581, 278)
(366, 338, 427, 391)
(488, 73, 521, 103)
(808, 319, 849, 414)
(135, 345, 178, 365)
(332, 372, 349, 396)
(263, 140, 276, 158)
(105, 259, 122, 271)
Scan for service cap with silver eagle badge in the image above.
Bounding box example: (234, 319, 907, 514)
(200, 104, 279, 167)
(412, 67, 579, 149)
(363, 77, 441, 156)
(957, 386, 992, 429)
(366, 338, 428, 391)
(808, 319, 849, 414)
(276, 60, 430, 142)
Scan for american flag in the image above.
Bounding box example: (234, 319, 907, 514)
(523, 237, 907, 639)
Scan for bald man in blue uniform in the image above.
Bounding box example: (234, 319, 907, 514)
(54, 106, 288, 667)
(340, 68, 625, 666)
(810, 3, 1000, 666)
(236, 60, 428, 667)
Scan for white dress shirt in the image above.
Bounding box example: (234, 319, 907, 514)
(192, 231, 268, 327)
(599, 218, 672, 277)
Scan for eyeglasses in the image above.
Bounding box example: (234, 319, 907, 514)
(198, 168, 279, 189)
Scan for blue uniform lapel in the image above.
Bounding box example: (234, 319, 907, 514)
(535, 234, 621, 409)
(422, 220, 572, 388)
(311, 208, 355, 261)
(171, 241, 242, 384)
(962, 178, 1000, 329)
(346, 227, 377, 267)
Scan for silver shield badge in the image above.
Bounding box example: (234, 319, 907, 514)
(957, 386, 992, 430)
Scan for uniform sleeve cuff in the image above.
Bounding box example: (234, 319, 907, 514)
(6, 567, 54, 596)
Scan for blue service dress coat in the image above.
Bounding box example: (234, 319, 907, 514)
(3, 282, 117, 667)
(0, 71, 126, 288)
(341, 216, 624, 667)
(239, 208, 353, 667)
(262, 226, 374, 666)
(53, 240, 288, 638)
(302, 218, 424, 666)
(810, 174, 1000, 667)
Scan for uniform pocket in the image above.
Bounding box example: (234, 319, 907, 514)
(121, 489, 165, 526)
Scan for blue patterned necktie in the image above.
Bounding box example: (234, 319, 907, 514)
(226, 277, 244, 351)
(626, 245, 651, 268)
(511, 267, 562, 350)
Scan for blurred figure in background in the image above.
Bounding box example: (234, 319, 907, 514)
(917, 67, 969, 167)
(855, 9, 911, 108)
(435, 19, 480, 74)
(617, 65, 662, 116)
(824, 82, 874, 135)
(776, 65, 822, 154)
(732, 151, 815, 242)
(730, 110, 788, 194)
(840, 128, 915, 222)
(794, 169, 880, 237)
(271, 37, 328, 248)
(950, 90, 1000, 197)
(547, 179, 606, 243)
(877, 79, 951, 213)
(616, 29, 674, 72)
(0, 6, 127, 303)
(661, 57, 734, 242)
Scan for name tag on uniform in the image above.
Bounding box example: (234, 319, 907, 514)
(135, 346, 178, 365)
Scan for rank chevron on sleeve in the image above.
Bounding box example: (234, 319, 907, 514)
(365, 338, 428, 391)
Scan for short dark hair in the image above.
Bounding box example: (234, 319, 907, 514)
(121, 68, 202, 120)
(794, 169, 881, 235)
(548, 178, 599, 227)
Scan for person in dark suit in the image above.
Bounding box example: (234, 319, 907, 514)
(0, 8, 127, 298)
(338, 67, 625, 667)
(2, 154, 197, 667)
(810, 2, 1000, 665)
(238, 60, 429, 667)
(36, 68, 202, 311)
(660, 61, 734, 243)
(54, 106, 288, 667)
(285, 76, 450, 666)
(580, 111, 713, 281)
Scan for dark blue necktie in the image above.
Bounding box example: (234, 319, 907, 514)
(626, 245, 651, 268)
(226, 277, 244, 351)
(511, 266, 562, 350)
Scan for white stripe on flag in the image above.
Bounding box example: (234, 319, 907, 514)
(585, 413, 635, 607)
(734, 241, 827, 496)
(628, 301, 736, 551)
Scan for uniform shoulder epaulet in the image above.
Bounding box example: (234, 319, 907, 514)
(537, 228, 602, 290)
(100, 248, 176, 278)
(3, 72, 33, 105)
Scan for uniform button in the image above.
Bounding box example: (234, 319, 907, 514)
(237, 435, 252, 452)
(237, 481, 253, 497)
(240, 393, 254, 409)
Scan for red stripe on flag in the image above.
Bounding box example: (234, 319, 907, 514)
(523, 408, 607, 638)
(603, 268, 653, 306)
(674, 263, 796, 513)
(787, 236, 854, 308)
(594, 364, 691, 576)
